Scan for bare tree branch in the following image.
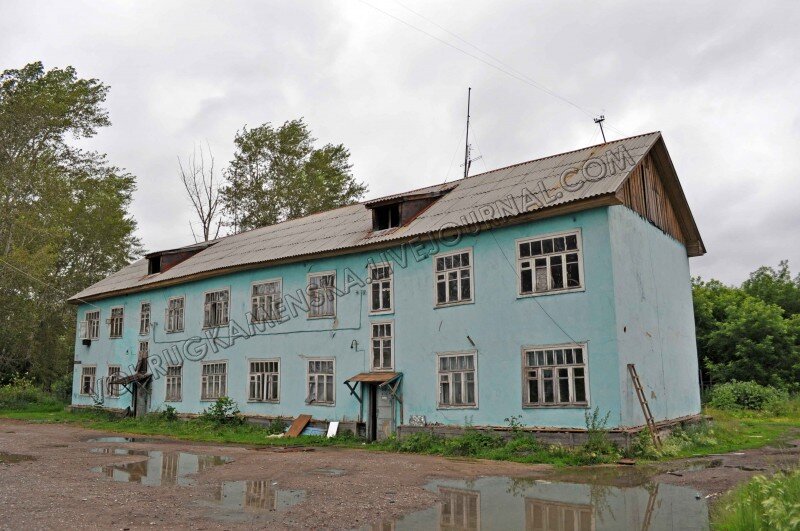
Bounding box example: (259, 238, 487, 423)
(178, 143, 223, 242)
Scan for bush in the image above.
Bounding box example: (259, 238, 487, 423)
(581, 408, 619, 462)
(713, 469, 800, 530)
(158, 405, 179, 422)
(51, 373, 73, 403)
(200, 396, 245, 425)
(707, 381, 789, 413)
(265, 418, 286, 435)
(442, 430, 504, 456)
(0, 375, 61, 409)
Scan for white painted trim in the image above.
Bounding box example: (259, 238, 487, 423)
(432, 247, 475, 308)
(306, 270, 337, 320)
(367, 262, 394, 315)
(520, 342, 590, 408)
(515, 229, 586, 298)
(199, 359, 229, 401)
(435, 350, 479, 410)
(201, 286, 231, 329)
(247, 357, 281, 403)
(249, 278, 283, 323)
(369, 320, 394, 371)
(305, 356, 336, 406)
(165, 295, 186, 333)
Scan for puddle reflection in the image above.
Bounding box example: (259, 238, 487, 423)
(214, 480, 306, 512)
(86, 436, 157, 443)
(90, 448, 232, 486)
(378, 477, 708, 530)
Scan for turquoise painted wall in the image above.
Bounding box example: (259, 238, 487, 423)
(72, 205, 698, 428)
(608, 205, 702, 425)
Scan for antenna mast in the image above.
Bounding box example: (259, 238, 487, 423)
(593, 115, 606, 143)
(463, 87, 471, 179)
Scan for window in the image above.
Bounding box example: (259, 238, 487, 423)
(371, 322, 393, 371)
(84, 310, 100, 340)
(201, 362, 227, 400)
(139, 302, 151, 335)
(440, 488, 480, 531)
(251, 280, 282, 322)
(80, 366, 96, 395)
(523, 345, 588, 406)
(373, 203, 400, 230)
(249, 360, 280, 402)
(369, 264, 393, 313)
(165, 296, 185, 333)
(435, 249, 473, 306)
(165, 366, 182, 401)
(108, 307, 124, 338)
(438, 352, 477, 408)
(137, 341, 149, 373)
(106, 366, 121, 398)
(308, 272, 336, 318)
(204, 290, 230, 328)
(306, 359, 334, 404)
(518, 232, 582, 295)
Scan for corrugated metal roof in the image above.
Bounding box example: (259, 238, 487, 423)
(70, 132, 664, 302)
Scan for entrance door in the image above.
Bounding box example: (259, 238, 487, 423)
(134, 381, 150, 417)
(376, 386, 394, 440)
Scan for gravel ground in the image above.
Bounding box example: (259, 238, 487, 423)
(1, 419, 798, 529)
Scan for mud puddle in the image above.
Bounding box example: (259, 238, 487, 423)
(86, 436, 160, 443)
(90, 448, 232, 486)
(374, 476, 709, 530)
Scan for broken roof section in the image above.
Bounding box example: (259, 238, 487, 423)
(69, 131, 704, 303)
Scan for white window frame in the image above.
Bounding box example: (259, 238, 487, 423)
(250, 278, 283, 323)
(370, 321, 394, 371)
(368, 262, 394, 314)
(165, 296, 185, 333)
(248, 359, 281, 402)
(306, 358, 335, 405)
(436, 351, 478, 409)
(203, 288, 230, 329)
(108, 306, 124, 339)
(201, 361, 228, 401)
(433, 248, 474, 307)
(521, 343, 590, 408)
(516, 229, 585, 298)
(139, 301, 151, 336)
(106, 366, 121, 398)
(165, 365, 182, 402)
(80, 365, 96, 396)
(307, 271, 336, 319)
(84, 310, 100, 340)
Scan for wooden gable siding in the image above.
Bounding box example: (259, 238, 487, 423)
(616, 153, 685, 245)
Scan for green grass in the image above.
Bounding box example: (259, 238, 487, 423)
(712, 469, 800, 530)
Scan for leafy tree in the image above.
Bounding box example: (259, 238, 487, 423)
(0, 61, 141, 386)
(742, 260, 800, 317)
(221, 118, 367, 231)
(693, 261, 800, 391)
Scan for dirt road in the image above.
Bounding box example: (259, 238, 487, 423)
(1, 419, 798, 529)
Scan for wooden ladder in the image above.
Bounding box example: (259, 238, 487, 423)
(627, 364, 662, 448)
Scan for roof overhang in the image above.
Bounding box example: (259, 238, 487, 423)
(346, 371, 401, 384)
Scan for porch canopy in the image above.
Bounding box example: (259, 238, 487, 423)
(344, 372, 403, 405)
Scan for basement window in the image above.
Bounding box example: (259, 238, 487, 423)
(373, 204, 400, 231)
(523, 345, 588, 407)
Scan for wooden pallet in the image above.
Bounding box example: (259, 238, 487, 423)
(627, 364, 662, 448)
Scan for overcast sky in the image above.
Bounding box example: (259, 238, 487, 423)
(2, 1, 798, 284)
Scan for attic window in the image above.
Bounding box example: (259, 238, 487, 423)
(148, 256, 161, 275)
(373, 204, 400, 231)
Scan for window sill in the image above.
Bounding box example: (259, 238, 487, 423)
(202, 324, 229, 330)
(522, 403, 590, 409)
(437, 404, 478, 410)
(434, 299, 474, 309)
(164, 399, 182, 403)
(369, 309, 394, 316)
(305, 401, 335, 407)
(248, 399, 280, 404)
(164, 329, 185, 334)
(307, 315, 336, 320)
(370, 368, 395, 372)
(517, 286, 585, 299)
(109, 336, 122, 340)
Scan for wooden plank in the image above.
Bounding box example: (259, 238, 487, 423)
(285, 414, 312, 438)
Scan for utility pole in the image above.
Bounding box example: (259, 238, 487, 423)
(594, 115, 606, 143)
(463, 87, 472, 179)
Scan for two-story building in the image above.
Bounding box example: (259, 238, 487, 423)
(69, 131, 705, 441)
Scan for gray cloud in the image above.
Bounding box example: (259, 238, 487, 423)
(1, 0, 798, 285)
